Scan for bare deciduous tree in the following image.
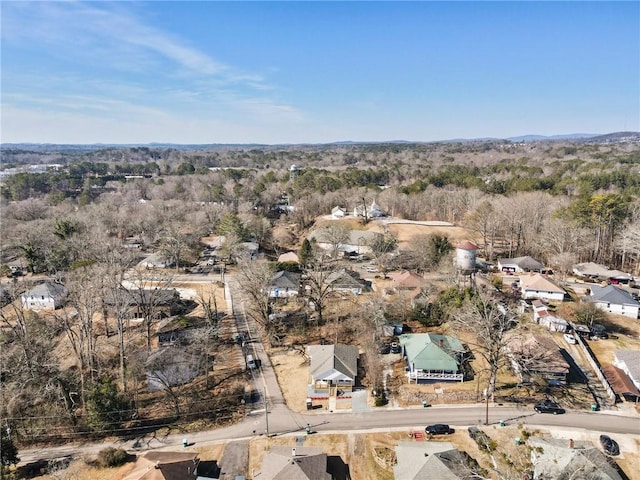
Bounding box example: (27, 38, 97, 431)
(318, 223, 351, 259)
(448, 291, 518, 425)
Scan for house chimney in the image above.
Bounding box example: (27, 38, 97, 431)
(155, 461, 160, 469)
(439, 339, 444, 348)
(292, 447, 296, 457)
(569, 439, 574, 449)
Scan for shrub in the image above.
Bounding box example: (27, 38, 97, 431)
(374, 396, 388, 407)
(97, 448, 129, 468)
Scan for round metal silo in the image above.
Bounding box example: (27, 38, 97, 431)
(455, 241, 478, 274)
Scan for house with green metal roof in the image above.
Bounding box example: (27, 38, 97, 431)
(398, 333, 465, 383)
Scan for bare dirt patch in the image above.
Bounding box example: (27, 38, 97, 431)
(269, 347, 310, 413)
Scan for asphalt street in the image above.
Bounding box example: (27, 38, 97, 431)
(14, 270, 640, 466)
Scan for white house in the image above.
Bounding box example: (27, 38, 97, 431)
(353, 200, 384, 218)
(589, 285, 640, 319)
(307, 229, 377, 256)
(268, 271, 301, 298)
(307, 344, 358, 394)
(498, 256, 543, 273)
(21, 282, 68, 311)
(532, 301, 568, 333)
(613, 350, 640, 390)
(519, 273, 566, 302)
(139, 252, 170, 269)
(331, 206, 346, 219)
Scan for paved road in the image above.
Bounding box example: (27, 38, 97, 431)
(14, 271, 640, 466)
(17, 404, 640, 465)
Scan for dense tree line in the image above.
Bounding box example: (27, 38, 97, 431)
(0, 138, 638, 450)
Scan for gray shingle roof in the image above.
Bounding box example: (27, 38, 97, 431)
(394, 441, 472, 480)
(589, 285, 640, 307)
(259, 446, 331, 480)
(499, 256, 543, 271)
(529, 437, 623, 480)
(614, 350, 640, 382)
(307, 344, 358, 381)
(270, 271, 301, 289)
(24, 282, 68, 299)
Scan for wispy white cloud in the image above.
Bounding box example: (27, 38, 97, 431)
(1, 2, 224, 77)
(1, 0, 302, 142)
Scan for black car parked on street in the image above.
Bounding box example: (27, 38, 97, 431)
(534, 400, 565, 414)
(426, 424, 454, 435)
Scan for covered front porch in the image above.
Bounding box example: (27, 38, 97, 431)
(406, 369, 464, 383)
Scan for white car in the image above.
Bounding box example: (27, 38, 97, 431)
(563, 333, 577, 344)
(366, 266, 379, 273)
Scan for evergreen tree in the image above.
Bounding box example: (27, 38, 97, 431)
(0, 428, 19, 476)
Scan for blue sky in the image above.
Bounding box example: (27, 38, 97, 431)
(1, 1, 638, 144)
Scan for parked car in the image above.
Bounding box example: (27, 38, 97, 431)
(599, 435, 620, 456)
(590, 324, 608, 340)
(534, 400, 565, 415)
(426, 424, 454, 435)
(377, 343, 391, 354)
(563, 333, 577, 344)
(366, 266, 379, 273)
(390, 342, 401, 354)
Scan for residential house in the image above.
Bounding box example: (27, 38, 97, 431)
(307, 229, 377, 256)
(105, 287, 180, 320)
(589, 285, 640, 319)
(277, 251, 300, 264)
(257, 446, 332, 480)
(389, 270, 425, 292)
(146, 347, 199, 392)
(123, 451, 204, 480)
(268, 271, 301, 298)
(532, 300, 569, 333)
(519, 273, 566, 302)
(239, 241, 260, 260)
(331, 206, 346, 219)
(613, 350, 640, 390)
(21, 282, 68, 311)
(307, 344, 358, 395)
(573, 262, 633, 284)
(394, 441, 478, 480)
(529, 437, 624, 480)
(139, 252, 170, 269)
(505, 333, 570, 386)
(572, 262, 612, 279)
(398, 333, 465, 383)
(326, 269, 368, 295)
(353, 200, 384, 218)
(156, 316, 212, 346)
(498, 256, 543, 273)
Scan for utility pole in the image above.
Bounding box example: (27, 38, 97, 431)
(264, 386, 269, 436)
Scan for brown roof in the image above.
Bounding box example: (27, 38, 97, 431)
(390, 270, 424, 289)
(456, 241, 478, 250)
(602, 365, 640, 397)
(506, 333, 569, 375)
(122, 451, 199, 480)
